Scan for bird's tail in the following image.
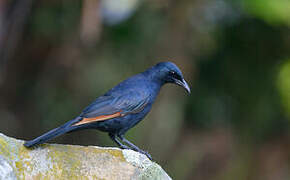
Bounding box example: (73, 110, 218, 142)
(23, 117, 82, 148)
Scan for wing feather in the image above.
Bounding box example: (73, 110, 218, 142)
(73, 92, 149, 126)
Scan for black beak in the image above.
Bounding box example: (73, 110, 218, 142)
(174, 78, 191, 94)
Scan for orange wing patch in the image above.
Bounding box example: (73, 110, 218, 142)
(73, 111, 122, 126)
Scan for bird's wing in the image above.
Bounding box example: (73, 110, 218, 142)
(73, 92, 149, 126)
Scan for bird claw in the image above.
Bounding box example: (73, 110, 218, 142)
(120, 145, 130, 150)
(140, 150, 152, 160)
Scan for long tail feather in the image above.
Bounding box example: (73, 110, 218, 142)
(23, 117, 82, 148)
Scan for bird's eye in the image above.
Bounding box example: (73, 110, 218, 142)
(169, 71, 175, 75)
(169, 70, 182, 80)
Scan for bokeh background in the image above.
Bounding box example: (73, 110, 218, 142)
(1, 0, 290, 179)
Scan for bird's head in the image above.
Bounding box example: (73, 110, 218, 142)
(148, 62, 191, 93)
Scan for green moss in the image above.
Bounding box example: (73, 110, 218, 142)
(105, 149, 126, 161)
(0, 136, 10, 157)
(15, 161, 23, 170)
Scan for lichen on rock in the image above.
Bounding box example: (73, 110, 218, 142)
(0, 133, 171, 180)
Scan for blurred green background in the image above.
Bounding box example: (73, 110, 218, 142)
(1, 0, 290, 179)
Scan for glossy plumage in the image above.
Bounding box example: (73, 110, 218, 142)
(24, 62, 190, 159)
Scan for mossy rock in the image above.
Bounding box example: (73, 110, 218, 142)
(0, 133, 171, 180)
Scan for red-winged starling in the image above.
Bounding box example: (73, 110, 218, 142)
(24, 62, 190, 160)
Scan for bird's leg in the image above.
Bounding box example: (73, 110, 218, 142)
(109, 133, 130, 149)
(118, 135, 152, 160)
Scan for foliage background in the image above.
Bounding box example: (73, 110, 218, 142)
(1, 0, 290, 179)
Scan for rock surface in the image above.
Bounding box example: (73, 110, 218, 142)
(0, 133, 171, 180)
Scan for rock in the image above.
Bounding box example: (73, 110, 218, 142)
(0, 133, 171, 180)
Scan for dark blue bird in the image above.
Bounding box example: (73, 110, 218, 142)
(24, 62, 190, 159)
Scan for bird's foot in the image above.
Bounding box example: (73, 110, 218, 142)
(119, 145, 130, 150)
(121, 147, 152, 160)
(139, 150, 152, 160)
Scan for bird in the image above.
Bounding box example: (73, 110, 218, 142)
(24, 62, 190, 160)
